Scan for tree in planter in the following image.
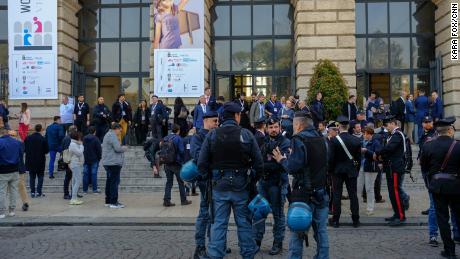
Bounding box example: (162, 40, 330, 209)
(307, 59, 349, 122)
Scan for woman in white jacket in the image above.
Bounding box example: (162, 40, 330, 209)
(68, 131, 84, 205)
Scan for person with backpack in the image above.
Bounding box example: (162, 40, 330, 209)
(160, 124, 191, 207)
(143, 137, 161, 178)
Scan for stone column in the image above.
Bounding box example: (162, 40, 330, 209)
(8, 0, 80, 127)
(293, 0, 356, 100)
(432, 0, 460, 128)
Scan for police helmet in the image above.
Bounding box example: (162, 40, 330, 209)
(248, 194, 272, 221)
(287, 202, 313, 232)
(180, 160, 199, 182)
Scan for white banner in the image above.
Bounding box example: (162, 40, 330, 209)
(153, 0, 204, 98)
(8, 0, 58, 100)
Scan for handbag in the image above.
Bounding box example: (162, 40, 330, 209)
(428, 140, 460, 195)
(178, 106, 188, 119)
(57, 154, 66, 171)
(62, 149, 71, 164)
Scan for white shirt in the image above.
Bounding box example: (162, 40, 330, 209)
(60, 103, 74, 124)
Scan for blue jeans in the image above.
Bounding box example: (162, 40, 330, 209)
(253, 180, 287, 243)
(104, 165, 121, 205)
(48, 149, 61, 177)
(195, 181, 210, 247)
(83, 162, 99, 192)
(288, 192, 329, 259)
(163, 164, 187, 202)
(208, 190, 257, 259)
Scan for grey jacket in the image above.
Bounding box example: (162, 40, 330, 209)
(69, 140, 84, 168)
(102, 130, 127, 166)
(249, 101, 264, 126)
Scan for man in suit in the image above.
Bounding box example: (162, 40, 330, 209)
(391, 90, 407, 132)
(250, 93, 266, 128)
(204, 87, 217, 112)
(430, 90, 443, 122)
(415, 89, 430, 142)
(235, 92, 251, 130)
(112, 94, 132, 142)
(342, 95, 358, 121)
(193, 95, 207, 131)
(149, 95, 167, 139)
(328, 116, 362, 228)
(265, 94, 283, 118)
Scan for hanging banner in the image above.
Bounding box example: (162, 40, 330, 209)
(8, 0, 58, 100)
(153, 0, 204, 98)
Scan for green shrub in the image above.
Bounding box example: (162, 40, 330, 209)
(307, 59, 349, 121)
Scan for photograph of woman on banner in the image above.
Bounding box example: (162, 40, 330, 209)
(153, 0, 203, 49)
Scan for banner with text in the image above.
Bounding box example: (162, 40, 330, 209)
(153, 0, 204, 98)
(8, 0, 58, 100)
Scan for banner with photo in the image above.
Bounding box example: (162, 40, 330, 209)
(153, 0, 204, 98)
(8, 0, 58, 100)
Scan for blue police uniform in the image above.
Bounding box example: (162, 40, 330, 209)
(198, 102, 263, 259)
(279, 126, 329, 259)
(415, 95, 429, 140)
(252, 129, 290, 253)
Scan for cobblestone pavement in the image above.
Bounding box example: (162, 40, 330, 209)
(0, 225, 450, 259)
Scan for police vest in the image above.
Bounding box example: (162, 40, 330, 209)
(292, 134, 327, 191)
(210, 126, 250, 170)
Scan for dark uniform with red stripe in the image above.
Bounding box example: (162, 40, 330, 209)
(376, 127, 406, 223)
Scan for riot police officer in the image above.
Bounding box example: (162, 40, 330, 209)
(375, 115, 407, 226)
(272, 112, 329, 259)
(253, 117, 290, 255)
(190, 111, 219, 259)
(328, 116, 361, 228)
(198, 102, 263, 259)
(420, 117, 460, 259)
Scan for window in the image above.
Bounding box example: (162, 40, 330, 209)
(0, 3, 8, 68)
(212, 0, 293, 99)
(355, 0, 435, 101)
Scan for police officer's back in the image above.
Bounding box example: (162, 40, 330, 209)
(420, 117, 460, 259)
(198, 102, 263, 259)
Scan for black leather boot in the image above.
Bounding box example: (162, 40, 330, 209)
(269, 241, 283, 255)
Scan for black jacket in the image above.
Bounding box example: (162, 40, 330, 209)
(342, 102, 357, 120)
(391, 97, 406, 122)
(112, 101, 132, 122)
(420, 137, 460, 176)
(83, 134, 102, 165)
(328, 132, 361, 177)
(134, 107, 151, 126)
(376, 128, 406, 174)
(24, 132, 49, 171)
(362, 137, 382, 172)
(92, 104, 111, 125)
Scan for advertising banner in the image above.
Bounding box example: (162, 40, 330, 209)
(153, 0, 204, 98)
(8, 0, 58, 100)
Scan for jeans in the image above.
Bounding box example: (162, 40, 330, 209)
(208, 190, 257, 259)
(357, 171, 378, 212)
(253, 180, 286, 243)
(63, 166, 72, 196)
(163, 164, 186, 202)
(29, 170, 44, 195)
(70, 165, 83, 200)
(195, 181, 211, 247)
(48, 149, 61, 177)
(288, 191, 329, 259)
(104, 165, 121, 205)
(83, 162, 99, 192)
(0, 173, 19, 214)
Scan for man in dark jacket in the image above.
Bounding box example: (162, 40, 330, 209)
(24, 124, 49, 198)
(92, 97, 111, 142)
(342, 95, 358, 121)
(235, 93, 251, 130)
(0, 127, 23, 218)
(390, 90, 407, 132)
(430, 90, 444, 122)
(45, 116, 65, 179)
(328, 115, 362, 228)
(150, 95, 167, 139)
(112, 94, 132, 143)
(73, 95, 90, 134)
(0, 100, 10, 130)
(83, 126, 102, 194)
(310, 92, 325, 128)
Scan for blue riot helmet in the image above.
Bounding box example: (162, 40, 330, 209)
(248, 194, 272, 221)
(180, 160, 199, 182)
(287, 202, 313, 232)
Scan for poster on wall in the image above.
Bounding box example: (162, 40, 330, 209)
(8, 0, 58, 100)
(153, 0, 204, 98)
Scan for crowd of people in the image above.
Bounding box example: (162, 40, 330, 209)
(0, 85, 459, 259)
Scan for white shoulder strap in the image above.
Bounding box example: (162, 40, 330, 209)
(395, 130, 406, 153)
(336, 135, 354, 160)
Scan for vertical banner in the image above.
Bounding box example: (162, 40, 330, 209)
(8, 0, 58, 100)
(153, 0, 204, 98)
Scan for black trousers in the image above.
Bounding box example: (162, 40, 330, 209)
(95, 123, 108, 142)
(135, 124, 148, 145)
(332, 174, 359, 222)
(385, 170, 406, 220)
(432, 192, 460, 255)
(74, 119, 87, 134)
(29, 170, 44, 195)
(63, 166, 72, 196)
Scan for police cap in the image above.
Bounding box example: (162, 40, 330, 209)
(356, 109, 365, 115)
(254, 117, 266, 126)
(422, 116, 433, 123)
(327, 121, 339, 129)
(382, 114, 397, 124)
(266, 117, 280, 125)
(434, 117, 456, 128)
(203, 110, 218, 119)
(223, 101, 241, 113)
(336, 115, 349, 125)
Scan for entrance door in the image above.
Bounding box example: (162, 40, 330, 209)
(369, 73, 390, 104)
(215, 74, 274, 102)
(100, 77, 121, 105)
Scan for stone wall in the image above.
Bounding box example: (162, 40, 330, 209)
(292, 0, 356, 100)
(432, 0, 460, 129)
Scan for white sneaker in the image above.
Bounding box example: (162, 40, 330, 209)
(8, 211, 15, 217)
(366, 210, 374, 216)
(0, 214, 5, 219)
(104, 204, 110, 207)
